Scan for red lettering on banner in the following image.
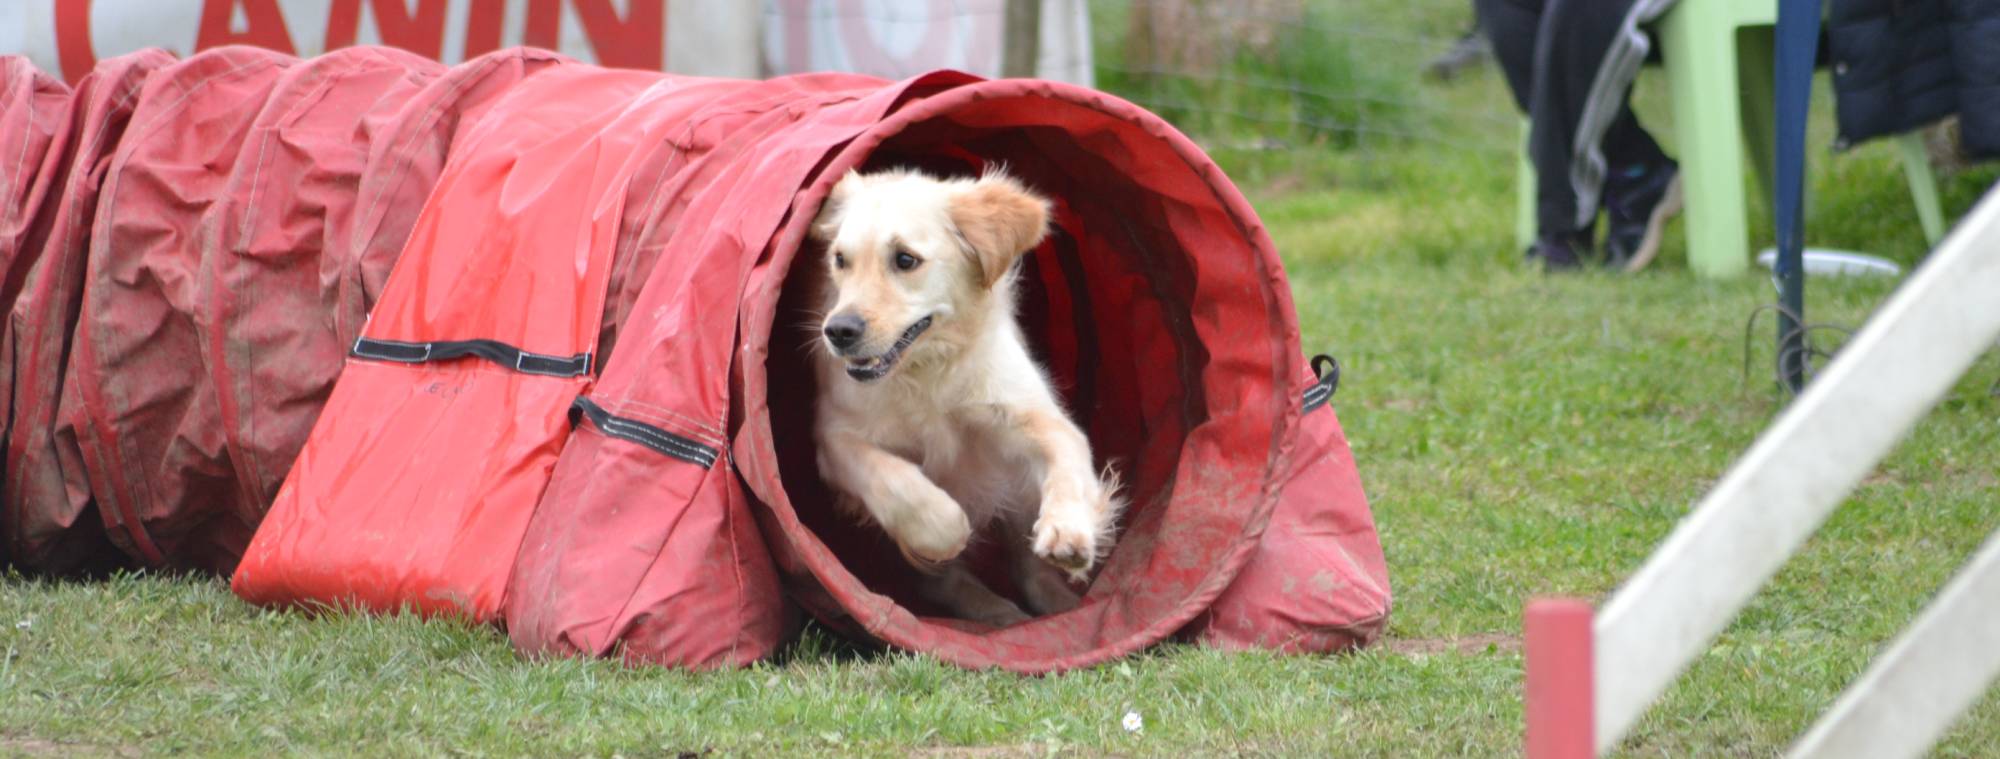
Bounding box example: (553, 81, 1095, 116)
(526, 0, 665, 70)
(197, 0, 298, 55)
(523, 0, 560, 53)
(326, 0, 450, 58)
(571, 0, 664, 69)
(55, 0, 96, 80)
(45, 0, 670, 82)
(462, 0, 509, 58)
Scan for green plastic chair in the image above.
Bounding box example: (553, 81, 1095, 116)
(1513, 0, 1946, 277)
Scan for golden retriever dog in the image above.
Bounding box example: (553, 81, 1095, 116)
(808, 167, 1124, 627)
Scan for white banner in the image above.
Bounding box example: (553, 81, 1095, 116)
(0, 0, 761, 81)
(760, 0, 1093, 86)
(0, 1, 1090, 85)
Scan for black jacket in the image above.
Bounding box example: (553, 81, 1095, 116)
(1826, 0, 2000, 159)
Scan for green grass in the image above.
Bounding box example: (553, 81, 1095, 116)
(7, 195, 1998, 755)
(1090, 1, 1422, 148)
(8, 3, 2000, 756)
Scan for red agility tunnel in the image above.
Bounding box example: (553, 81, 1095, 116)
(0, 48, 1391, 672)
(737, 80, 1393, 670)
(2, 45, 563, 574)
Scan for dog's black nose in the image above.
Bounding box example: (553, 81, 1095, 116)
(823, 314, 864, 350)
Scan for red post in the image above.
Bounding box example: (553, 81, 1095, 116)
(1525, 598, 1595, 759)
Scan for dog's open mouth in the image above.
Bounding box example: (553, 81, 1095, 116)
(844, 315, 933, 382)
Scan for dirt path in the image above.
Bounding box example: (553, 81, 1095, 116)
(1380, 632, 1522, 656)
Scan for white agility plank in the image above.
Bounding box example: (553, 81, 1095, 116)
(1589, 186, 2000, 753)
(1787, 528, 2000, 759)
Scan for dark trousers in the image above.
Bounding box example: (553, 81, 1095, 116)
(1475, 0, 1676, 241)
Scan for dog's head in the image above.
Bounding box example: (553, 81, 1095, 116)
(810, 167, 1051, 382)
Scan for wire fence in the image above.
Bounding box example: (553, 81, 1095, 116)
(1084, 0, 1521, 173)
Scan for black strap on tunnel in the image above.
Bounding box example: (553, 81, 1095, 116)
(569, 396, 719, 469)
(352, 337, 592, 378)
(1303, 354, 1341, 413)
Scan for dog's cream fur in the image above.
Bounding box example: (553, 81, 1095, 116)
(808, 167, 1123, 627)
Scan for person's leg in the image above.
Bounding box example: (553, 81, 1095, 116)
(1525, 0, 1678, 268)
(1480, 0, 1593, 269)
(1474, 0, 1543, 114)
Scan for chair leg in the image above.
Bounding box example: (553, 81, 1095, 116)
(1661, 5, 1752, 278)
(1737, 29, 1779, 213)
(1517, 119, 1536, 253)
(1895, 132, 1947, 247)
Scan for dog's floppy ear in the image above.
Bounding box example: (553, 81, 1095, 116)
(812, 170, 865, 243)
(948, 170, 1051, 289)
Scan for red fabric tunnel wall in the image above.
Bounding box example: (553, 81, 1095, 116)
(0, 48, 1390, 673)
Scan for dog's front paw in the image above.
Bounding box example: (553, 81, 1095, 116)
(1032, 508, 1100, 579)
(885, 490, 973, 565)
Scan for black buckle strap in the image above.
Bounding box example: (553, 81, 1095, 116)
(352, 337, 592, 378)
(569, 396, 719, 469)
(1303, 354, 1341, 413)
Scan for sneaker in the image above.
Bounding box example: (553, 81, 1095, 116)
(1526, 230, 1589, 273)
(1603, 161, 1682, 272)
(1423, 29, 1491, 82)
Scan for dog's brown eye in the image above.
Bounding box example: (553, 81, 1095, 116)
(894, 251, 921, 271)
(833, 252, 847, 269)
